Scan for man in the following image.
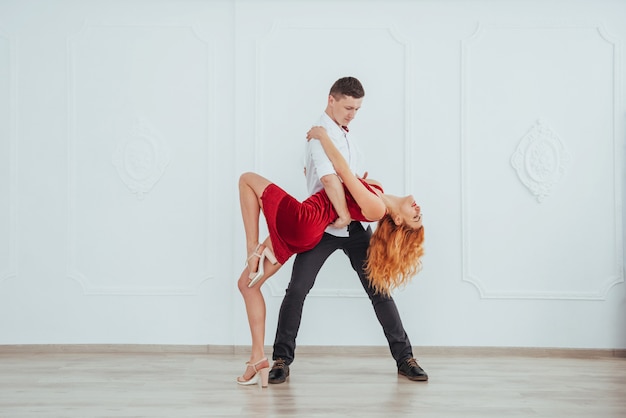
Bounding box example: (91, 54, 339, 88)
(268, 76, 428, 383)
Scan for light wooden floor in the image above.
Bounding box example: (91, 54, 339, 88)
(0, 348, 625, 417)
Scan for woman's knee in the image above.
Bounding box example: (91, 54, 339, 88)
(237, 273, 252, 294)
(239, 172, 254, 187)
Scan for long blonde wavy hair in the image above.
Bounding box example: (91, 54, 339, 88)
(364, 214, 425, 296)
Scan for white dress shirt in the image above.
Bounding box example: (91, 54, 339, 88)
(304, 112, 366, 237)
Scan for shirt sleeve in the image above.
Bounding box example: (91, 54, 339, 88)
(308, 138, 336, 179)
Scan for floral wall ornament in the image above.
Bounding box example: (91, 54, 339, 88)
(112, 120, 171, 200)
(510, 120, 571, 202)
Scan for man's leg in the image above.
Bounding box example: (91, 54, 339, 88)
(344, 222, 428, 381)
(269, 233, 341, 383)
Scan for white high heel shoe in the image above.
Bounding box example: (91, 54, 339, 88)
(245, 244, 262, 271)
(247, 246, 277, 288)
(236, 357, 270, 387)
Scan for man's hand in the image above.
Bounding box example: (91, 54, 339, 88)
(329, 214, 351, 229)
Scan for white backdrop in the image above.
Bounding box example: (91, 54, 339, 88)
(0, 0, 624, 350)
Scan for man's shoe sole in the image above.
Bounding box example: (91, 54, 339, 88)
(398, 370, 428, 381)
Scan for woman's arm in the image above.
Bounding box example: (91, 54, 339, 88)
(306, 126, 386, 221)
(361, 177, 383, 189)
(320, 174, 351, 228)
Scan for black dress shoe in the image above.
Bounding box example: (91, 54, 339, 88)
(268, 358, 290, 384)
(398, 358, 428, 381)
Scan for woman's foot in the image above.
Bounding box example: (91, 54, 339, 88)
(247, 246, 277, 288)
(236, 357, 270, 387)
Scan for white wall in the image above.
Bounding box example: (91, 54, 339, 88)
(0, 0, 624, 350)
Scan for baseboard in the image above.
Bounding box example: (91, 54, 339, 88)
(0, 344, 624, 358)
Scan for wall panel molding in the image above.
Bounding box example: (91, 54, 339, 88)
(461, 22, 623, 300)
(66, 21, 216, 295)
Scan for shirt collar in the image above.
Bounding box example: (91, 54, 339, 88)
(321, 112, 348, 137)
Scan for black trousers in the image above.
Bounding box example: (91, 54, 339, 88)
(271, 221, 413, 367)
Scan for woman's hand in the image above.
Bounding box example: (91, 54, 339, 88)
(306, 126, 328, 142)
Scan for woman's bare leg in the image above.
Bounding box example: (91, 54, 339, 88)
(238, 172, 272, 273)
(237, 236, 282, 376)
(237, 172, 283, 376)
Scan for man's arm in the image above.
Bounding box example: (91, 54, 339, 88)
(320, 174, 351, 229)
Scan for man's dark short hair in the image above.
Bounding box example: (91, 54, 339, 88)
(329, 77, 365, 99)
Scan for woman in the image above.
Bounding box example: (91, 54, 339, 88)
(236, 126, 424, 387)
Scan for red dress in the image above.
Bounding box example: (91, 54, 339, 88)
(260, 179, 383, 264)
